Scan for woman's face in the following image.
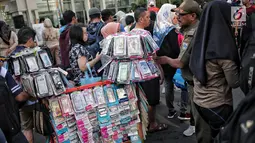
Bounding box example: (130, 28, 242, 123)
(172, 15, 179, 25)
(82, 27, 88, 42)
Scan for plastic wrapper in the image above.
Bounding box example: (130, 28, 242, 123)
(71, 91, 86, 113)
(131, 61, 142, 82)
(117, 62, 131, 84)
(48, 70, 66, 95)
(83, 89, 96, 110)
(34, 72, 53, 98)
(38, 50, 52, 68)
(93, 86, 106, 106)
(104, 85, 119, 107)
(138, 60, 153, 80)
(113, 35, 126, 58)
(23, 54, 40, 72)
(59, 94, 74, 116)
(127, 35, 143, 58)
(20, 74, 36, 97)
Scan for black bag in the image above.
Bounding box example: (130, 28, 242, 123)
(0, 76, 21, 142)
(215, 88, 255, 143)
(33, 102, 54, 136)
(240, 13, 255, 95)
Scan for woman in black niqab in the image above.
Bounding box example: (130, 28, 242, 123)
(190, 0, 239, 85)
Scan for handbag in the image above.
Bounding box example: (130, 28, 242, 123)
(80, 63, 101, 85)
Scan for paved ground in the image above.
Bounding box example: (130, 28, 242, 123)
(145, 87, 246, 143)
(34, 87, 246, 143)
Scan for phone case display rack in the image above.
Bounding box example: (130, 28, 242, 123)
(99, 32, 160, 84)
(48, 80, 148, 143)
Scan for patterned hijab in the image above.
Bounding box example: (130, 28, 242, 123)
(0, 21, 11, 45)
(153, 4, 176, 47)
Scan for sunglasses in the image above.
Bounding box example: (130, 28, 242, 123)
(176, 12, 192, 17)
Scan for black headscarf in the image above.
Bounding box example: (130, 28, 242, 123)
(0, 21, 11, 45)
(190, 0, 239, 85)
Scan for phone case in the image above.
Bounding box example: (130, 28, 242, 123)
(38, 50, 52, 68)
(71, 91, 86, 113)
(93, 86, 106, 106)
(59, 94, 74, 116)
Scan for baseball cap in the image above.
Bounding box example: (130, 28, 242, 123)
(149, 1, 155, 6)
(171, 0, 201, 16)
(89, 7, 101, 16)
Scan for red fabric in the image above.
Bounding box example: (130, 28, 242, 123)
(148, 7, 159, 13)
(178, 33, 184, 48)
(247, 5, 255, 15)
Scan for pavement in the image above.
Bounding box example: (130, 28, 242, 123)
(34, 87, 246, 143)
(145, 87, 246, 143)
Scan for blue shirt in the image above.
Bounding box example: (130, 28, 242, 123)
(11, 45, 26, 56)
(0, 67, 22, 98)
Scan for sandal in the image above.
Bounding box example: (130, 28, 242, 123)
(148, 123, 168, 133)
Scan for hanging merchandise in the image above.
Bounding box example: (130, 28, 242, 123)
(99, 32, 161, 84)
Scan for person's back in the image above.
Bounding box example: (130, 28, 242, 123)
(59, 10, 77, 68)
(43, 18, 59, 48)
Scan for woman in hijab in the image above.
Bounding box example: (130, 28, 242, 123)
(0, 21, 18, 56)
(42, 18, 61, 65)
(153, 3, 184, 122)
(101, 22, 123, 38)
(190, 1, 239, 140)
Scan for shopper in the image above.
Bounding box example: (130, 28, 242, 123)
(148, 1, 159, 13)
(124, 15, 135, 32)
(131, 7, 167, 133)
(153, 4, 180, 119)
(156, 1, 212, 142)
(59, 10, 78, 68)
(190, 1, 239, 141)
(87, 7, 104, 46)
(101, 22, 124, 38)
(101, 9, 114, 24)
(0, 21, 18, 56)
(42, 18, 61, 65)
(69, 24, 101, 85)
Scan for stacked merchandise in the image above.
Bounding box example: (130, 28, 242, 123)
(8, 47, 74, 142)
(49, 83, 142, 143)
(99, 31, 159, 140)
(99, 33, 161, 84)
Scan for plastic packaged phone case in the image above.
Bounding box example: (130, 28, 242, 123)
(127, 35, 143, 58)
(138, 60, 152, 79)
(83, 89, 96, 110)
(97, 107, 111, 127)
(34, 73, 52, 98)
(24, 54, 39, 72)
(117, 62, 130, 84)
(13, 58, 21, 76)
(49, 98, 62, 118)
(145, 35, 159, 52)
(131, 61, 142, 82)
(107, 61, 116, 81)
(48, 70, 66, 95)
(21, 74, 36, 97)
(71, 91, 86, 113)
(116, 88, 128, 103)
(104, 85, 119, 107)
(147, 60, 158, 74)
(113, 36, 126, 57)
(38, 50, 52, 68)
(59, 94, 74, 116)
(111, 61, 119, 82)
(93, 86, 106, 106)
(101, 36, 113, 55)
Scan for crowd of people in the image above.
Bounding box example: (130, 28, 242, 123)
(0, 0, 255, 142)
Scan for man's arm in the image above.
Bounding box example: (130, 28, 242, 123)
(5, 72, 30, 102)
(157, 56, 184, 68)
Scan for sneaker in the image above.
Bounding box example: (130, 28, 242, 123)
(178, 113, 191, 121)
(167, 111, 177, 119)
(183, 125, 195, 137)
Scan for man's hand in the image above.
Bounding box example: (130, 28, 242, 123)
(156, 56, 170, 65)
(5, 49, 12, 56)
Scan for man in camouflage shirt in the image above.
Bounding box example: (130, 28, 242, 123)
(157, 0, 212, 142)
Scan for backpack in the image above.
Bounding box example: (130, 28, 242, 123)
(0, 75, 21, 142)
(240, 13, 255, 95)
(215, 88, 255, 143)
